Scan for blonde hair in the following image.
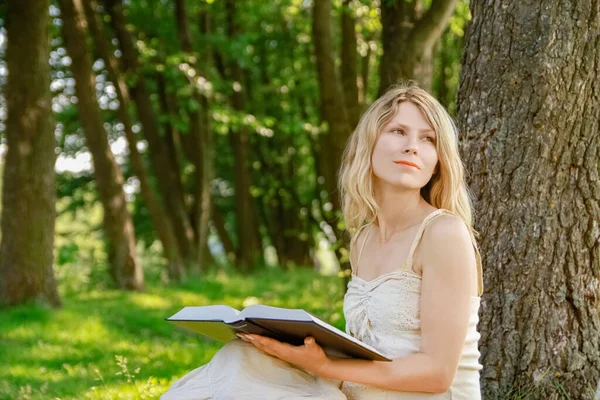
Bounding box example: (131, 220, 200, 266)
(338, 82, 480, 245)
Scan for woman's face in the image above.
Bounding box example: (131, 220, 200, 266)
(371, 101, 438, 192)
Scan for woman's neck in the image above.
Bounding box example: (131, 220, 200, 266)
(373, 190, 434, 243)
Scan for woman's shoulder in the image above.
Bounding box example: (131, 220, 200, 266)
(423, 209, 471, 245)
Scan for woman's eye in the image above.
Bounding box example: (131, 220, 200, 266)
(392, 129, 404, 135)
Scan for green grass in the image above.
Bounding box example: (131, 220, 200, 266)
(0, 268, 347, 400)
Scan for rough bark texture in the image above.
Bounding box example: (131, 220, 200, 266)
(82, 0, 185, 282)
(104, 0, 198, 269)
(225, 0, 263, 272)
(0, 0, 61, 308)
(59, 0, 143, 290)
(457, 1, 600, 398)
(379, 0, 458, 94)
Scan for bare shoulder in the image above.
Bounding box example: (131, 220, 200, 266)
(423, 213, 471, 245)
(418, 213, 476, 276)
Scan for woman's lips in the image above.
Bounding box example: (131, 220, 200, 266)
(394, 161, 419, 169)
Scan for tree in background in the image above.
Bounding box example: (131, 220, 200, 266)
(457, 0, 600, 397)
(223, 0, 264, 272)
(58, 0, 143, 290)
(0, 0, 473, 297)
(103, 0, 201, 272)
(0, 0, 61, 307)
(173, 0, 214, 273)
(81, 0, 185, 281)
(379, 0, 458, 93)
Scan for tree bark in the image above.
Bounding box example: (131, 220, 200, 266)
(379, 0, 458, 94)
(0, 0, 61, 307)
(457, 1, 600, 398)
(103, 0, 198, 269)
(81, 0, 185, 282)
(59, 0, 143, 290)
(225, 0, 263, 273)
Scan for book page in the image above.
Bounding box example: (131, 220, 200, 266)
(170, 320, 238, 342)
(167, 305, 242, 324)
(239, 304, 312, 322)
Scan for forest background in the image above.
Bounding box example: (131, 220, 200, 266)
(0, 0, 599, 399)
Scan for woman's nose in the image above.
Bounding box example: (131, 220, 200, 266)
(402, 137, 418, 154)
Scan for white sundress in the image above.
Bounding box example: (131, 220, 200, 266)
(161, 208, 484, 399)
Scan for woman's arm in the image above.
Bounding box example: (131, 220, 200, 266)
(241, 215, 476, 393)
(318, 215, 477, 393)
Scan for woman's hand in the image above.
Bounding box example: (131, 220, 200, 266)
(237, 333, 331, 377)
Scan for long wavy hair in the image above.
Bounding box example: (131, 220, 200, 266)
(338, 83, 481, 251)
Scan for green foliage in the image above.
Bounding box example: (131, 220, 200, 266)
(432, 0, 470, 115)
(0, 269, 346, 399)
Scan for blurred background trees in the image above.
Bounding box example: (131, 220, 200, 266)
(1, 0, 598, 398)
(0, 0, 468, 300)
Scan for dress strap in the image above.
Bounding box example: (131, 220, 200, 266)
(402, 209, 451, 272)
(350, 223, 372, 275)
(402, 208, 484, 296)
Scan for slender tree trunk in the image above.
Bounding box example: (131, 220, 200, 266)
(379, 0, 458, 94)
(312, 0, 352, 279)
(340, 0, 360, 130)
(59, 0, 143, 290)
(457, 1, 600, 398)
(104, 0, 198, 270)
(0, 0, 61, 307)
(174, 0, 214, 273)
(155, 74, 185, 195)
(212, 203, 236, 262)
(225, 0, 263, 273)
(312, 0, 352, 213)
(81, 0, 185, 282)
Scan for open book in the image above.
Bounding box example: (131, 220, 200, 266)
(166, 304, 391, 361)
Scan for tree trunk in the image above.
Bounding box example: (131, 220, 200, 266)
(59, 0, 143, 290)
(312, 0, 353, 280)
(82, 0, 185, 282)
(457, 1, 600, 398)
(104, 0, 198, 270)
(174, 0, 214, 273)
(379, 0, 458, 94)
(312, 0, 352, 213)
(340, 0, 360, 130)
(211, 203, 236, 263)
(0, 0, 61, 307)
(225, 0, 263, 273)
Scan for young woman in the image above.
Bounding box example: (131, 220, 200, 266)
(161, 83, 484, 399)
